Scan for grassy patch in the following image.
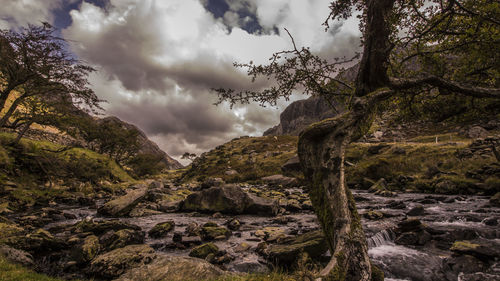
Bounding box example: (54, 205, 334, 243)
(0, 255, 72, 281)
(345, 141, 498, 194)
(181, 136, 298, 183)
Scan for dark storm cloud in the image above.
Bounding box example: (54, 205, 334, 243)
(60, 0, 362, 161)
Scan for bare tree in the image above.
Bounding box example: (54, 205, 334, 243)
(215, 1, 499, 280)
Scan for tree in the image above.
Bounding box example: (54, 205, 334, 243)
(0, 23, 101, 130)
(181, 152, 197, 161)
(215, 1, 499, 280)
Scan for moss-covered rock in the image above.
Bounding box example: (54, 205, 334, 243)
(263, 230, 327, 265)
(89, 244, 157, 279)
(72, 219, 141, 235)
(116, 255, 224, 281)
(148, 221, 175, 238)
(199, 226, 231, 241)
(74, 235, 100, 263)
(189, 242, 219, 259)
(101, 229, 145, 251)
(97, 185, 148, 217)
(180, 184, 278, 215)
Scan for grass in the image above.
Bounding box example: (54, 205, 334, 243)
(181, 135, 298, 183)
(0, 255, 70, 281)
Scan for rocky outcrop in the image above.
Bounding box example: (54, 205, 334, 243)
(116, 255, 224, 281)
(264, 96, 342, 136)
(180, 184, 278, 215)
(89, 244, 157, 279)
(259, 230, 327, 265)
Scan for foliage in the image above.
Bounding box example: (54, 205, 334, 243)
(0, 131, 131, 187)
(127, 153, 166, 178)
(0, 23, 101, 138)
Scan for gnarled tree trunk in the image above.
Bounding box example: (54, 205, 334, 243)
(298, 107, 374, 281)
(298, 0, 396, 279)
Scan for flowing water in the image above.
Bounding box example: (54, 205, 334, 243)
(46, 189, 500, 280)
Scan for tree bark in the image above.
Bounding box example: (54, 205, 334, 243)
(296, 0, 396, 279)
(299, 109, 373, 281)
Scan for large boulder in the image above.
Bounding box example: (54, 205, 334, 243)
(73, 235, 100, 263)
(72, 219, 141, 235)
(189, 242, 219, 259)
(180, 184, 278, 215)
(98, 186, 148, 217)
(89, 244, 157, 279)
(100, 229, 145, 251)
(116, 255, 224, 281)
(261, 174, 298, 187)
(261, 230, 327, 265)
(0, 245, 33, 266)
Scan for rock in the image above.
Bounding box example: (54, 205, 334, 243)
(245, 193, 279, 216)
(0, 244, 33, 266)
(72, 219, 141, 235)
(281, 155, 301, 174)
(465, 126, 489, 139)
(129, 208, 163, 217)
(387, 200, 406, 209)
(149, 181, 164, 189)
(285, 199, 302, 212)
(443, 255, 487, 281)
(262, 230, 326, 265)
(172, 232, 183, 243)
(483, 217, 498, 226)
(201, 178, 225, 189)
(254, 227, 286, 242)
(225, 169, 238, 176)
(180, 184, 278, 215)
(263, 96, 340, 136)
(89, 244, 157, 279)
(367, 144, 390, 155)
(148, 221, 175, 238)
(116, 255, 224, 281)
(395, 231, 431, 246)
(450, 240, 500, 262)
(74, 235, 100, 263)
(261, 174, 298, 187)
(5, 228, 66, 253)
(199, 226, 231, 241)
(397, 219, 423, 233)
(158, 200, 182, 212)
(101, 229, 145, 251)
(225, 218, 241, 231)
(189, 242, 219, 259)
(229, 258, 269, 273)
(364, 210, 384, 220)
(490, 192, 500, 207)
(407, 205, 425, 216)
(181, 236, 202, 247)
(185, 222, 201, 237)
(234, 242, 251, 253)
(98, 186, 148, 217)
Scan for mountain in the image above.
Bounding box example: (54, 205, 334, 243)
(97, 117, 183, 170)
(263, 96, 342, 136)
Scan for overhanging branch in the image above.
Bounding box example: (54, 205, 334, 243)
(389, 76, 500, 99)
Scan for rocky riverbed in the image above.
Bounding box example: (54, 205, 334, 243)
(2, 180, 500, 281)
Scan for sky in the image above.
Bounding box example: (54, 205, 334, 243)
(0, 0, 361, 164)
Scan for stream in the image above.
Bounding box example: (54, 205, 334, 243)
(45, 189, 500, 281)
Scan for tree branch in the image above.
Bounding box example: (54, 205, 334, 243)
(389, 76, 500, 99)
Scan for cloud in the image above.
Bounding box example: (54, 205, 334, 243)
(0, 0, 66, 29)
(61, 0, 361, 162)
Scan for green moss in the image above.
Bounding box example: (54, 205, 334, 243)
(181, 136, 298, 183)
(188, 242, 219, 259)
(371, 264, 384, 281)
(450, 241, 480, 252)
